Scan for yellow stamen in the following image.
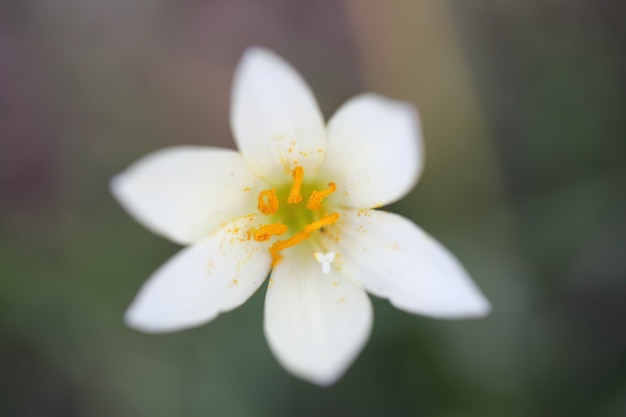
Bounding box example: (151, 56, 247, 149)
(287, 166, 304, 204)
(303, 212, 340, 234)
(253, 223, 288, 242)
(306, 182, 336, 211)
(269, 231, 309, 265)
(257, 189, 279, 215)
(268, 213, 340, 266)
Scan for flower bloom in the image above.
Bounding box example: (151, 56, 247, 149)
(111, 47, 490, 385)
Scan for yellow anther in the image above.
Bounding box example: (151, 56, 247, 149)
(253, 223, 288, 242)
(287, 166, 304, 204)
(306, 182, 336, 211)
(269, 232, 309, 265)
(257, 189, 279, 215)
(269, 213, 340, 266)
(303, 212, 340, 234)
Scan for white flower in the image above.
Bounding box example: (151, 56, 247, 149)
(111, 47, 491, 386)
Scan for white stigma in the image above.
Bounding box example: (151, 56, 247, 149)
(314, 251, 336, 274)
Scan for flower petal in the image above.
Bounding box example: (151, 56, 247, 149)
(111, 146, 264, 245)
(264, 247, 372, 386)
(125, 216, 271, 333)
(230, 47, 326, 183)
(323, 94, 423, 208)
(325, 210, 490, 318)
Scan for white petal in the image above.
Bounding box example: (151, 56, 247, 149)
(111, 146, 264, 244)
(125, 216, 271, 332)
(325, 210, 490, 318)
(323, 94, 423, 208)
(264, 248, 372, 386)
(230, 47, 326, 183)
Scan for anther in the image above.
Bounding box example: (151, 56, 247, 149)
(287, 166, 304, 204)
(268, 213, 340, 266)
(303, 213, 340, 234)
(257, 189, 279, 215)
(306, 182, 336, 211)
(269, 232, 309, 265)
(253, 223, 288, 242)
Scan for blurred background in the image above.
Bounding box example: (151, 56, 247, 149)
(1, 1, 625, 416)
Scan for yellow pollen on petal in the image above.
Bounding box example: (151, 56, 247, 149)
(306, 182, 336, 211)
(287, 166, 304, 204)
(253, 223, 288, 242)
(257, 189, 279, 215)
(303, 212, 340, 234)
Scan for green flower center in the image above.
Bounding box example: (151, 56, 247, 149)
(252, 166, 339, 265)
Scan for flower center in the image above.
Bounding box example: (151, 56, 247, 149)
(252, 166, 338, 266)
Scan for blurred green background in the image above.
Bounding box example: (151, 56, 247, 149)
(1, 1, 625, 416)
